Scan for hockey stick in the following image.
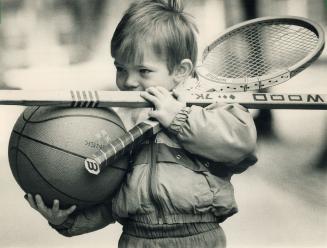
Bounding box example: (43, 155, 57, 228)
(0, 90, 326, 109)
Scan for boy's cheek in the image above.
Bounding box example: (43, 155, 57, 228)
(116, 82, 124, 91)
(140, 80, 156, 90)
(116, 78, 128, 90)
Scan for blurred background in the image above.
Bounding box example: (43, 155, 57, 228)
(0, 0, 326, 247)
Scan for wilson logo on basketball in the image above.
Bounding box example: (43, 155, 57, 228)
(84, 159, 100, 175)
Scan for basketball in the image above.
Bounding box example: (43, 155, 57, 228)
(8, 106, 128, 210)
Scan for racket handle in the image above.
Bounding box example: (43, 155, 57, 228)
(84, 120, 161, 175)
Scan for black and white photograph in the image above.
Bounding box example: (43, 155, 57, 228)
(0, 0, 326, 247)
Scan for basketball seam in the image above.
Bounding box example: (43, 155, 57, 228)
(12, 147, 100, 204)
(13, 130, 127, 172)
(14, 106, 41, 187)
(22, 114, 126, 132)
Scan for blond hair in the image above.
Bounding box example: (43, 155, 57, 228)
(111, 0, 198, 75)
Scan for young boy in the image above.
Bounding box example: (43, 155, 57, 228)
(26, 0, 257, 247)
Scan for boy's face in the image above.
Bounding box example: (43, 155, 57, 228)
(114, 49, 177, 91)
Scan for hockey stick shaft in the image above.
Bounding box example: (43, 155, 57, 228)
(0, 90, 326, 109)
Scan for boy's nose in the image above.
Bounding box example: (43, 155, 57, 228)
(123, 76, 139, 90)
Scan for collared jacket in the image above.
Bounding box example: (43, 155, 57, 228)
(50, 101, 257, 237)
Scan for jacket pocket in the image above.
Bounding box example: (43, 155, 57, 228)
(156, 143, 208, 172)
(155, 162, 213, 212)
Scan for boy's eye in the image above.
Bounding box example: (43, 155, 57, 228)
(139, 68, 151, 75)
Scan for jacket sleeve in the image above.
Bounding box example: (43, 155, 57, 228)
(49, 200, 115, 237)
(168, 102, 257, 166)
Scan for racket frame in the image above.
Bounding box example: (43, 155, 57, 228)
(196, 16, 325, 91)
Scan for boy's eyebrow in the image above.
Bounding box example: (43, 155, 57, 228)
(138, 65, 155, 70)
(136, 63, 157, 70)
(114, 61, 156, 70)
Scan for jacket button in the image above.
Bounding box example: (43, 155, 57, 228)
(176, 154, 182, 160)
(204, 162, 210, 167)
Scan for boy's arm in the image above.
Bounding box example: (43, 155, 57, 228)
(49, 200, 115, 237)
(168, 102, 257, 167)
(140, 86, 257, 171)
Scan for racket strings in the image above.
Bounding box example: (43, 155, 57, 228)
(202, 22, 319, 79)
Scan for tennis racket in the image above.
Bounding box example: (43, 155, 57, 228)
(82, 16, 325, 175)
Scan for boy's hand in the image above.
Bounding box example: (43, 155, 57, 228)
(140, 86, 185, 128)
(25, 193, 76, 226)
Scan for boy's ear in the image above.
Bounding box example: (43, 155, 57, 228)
(173, 59, 193, 83)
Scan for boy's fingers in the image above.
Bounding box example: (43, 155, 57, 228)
(27, 194, 37, 209)
(35, 194, 46, 210)
(52, 199, 60, 213)
(140, 92, 160, 108)
(156, 86, 170, 96)
(146, 87, 163, 98)
(65, 205, 77, 215)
